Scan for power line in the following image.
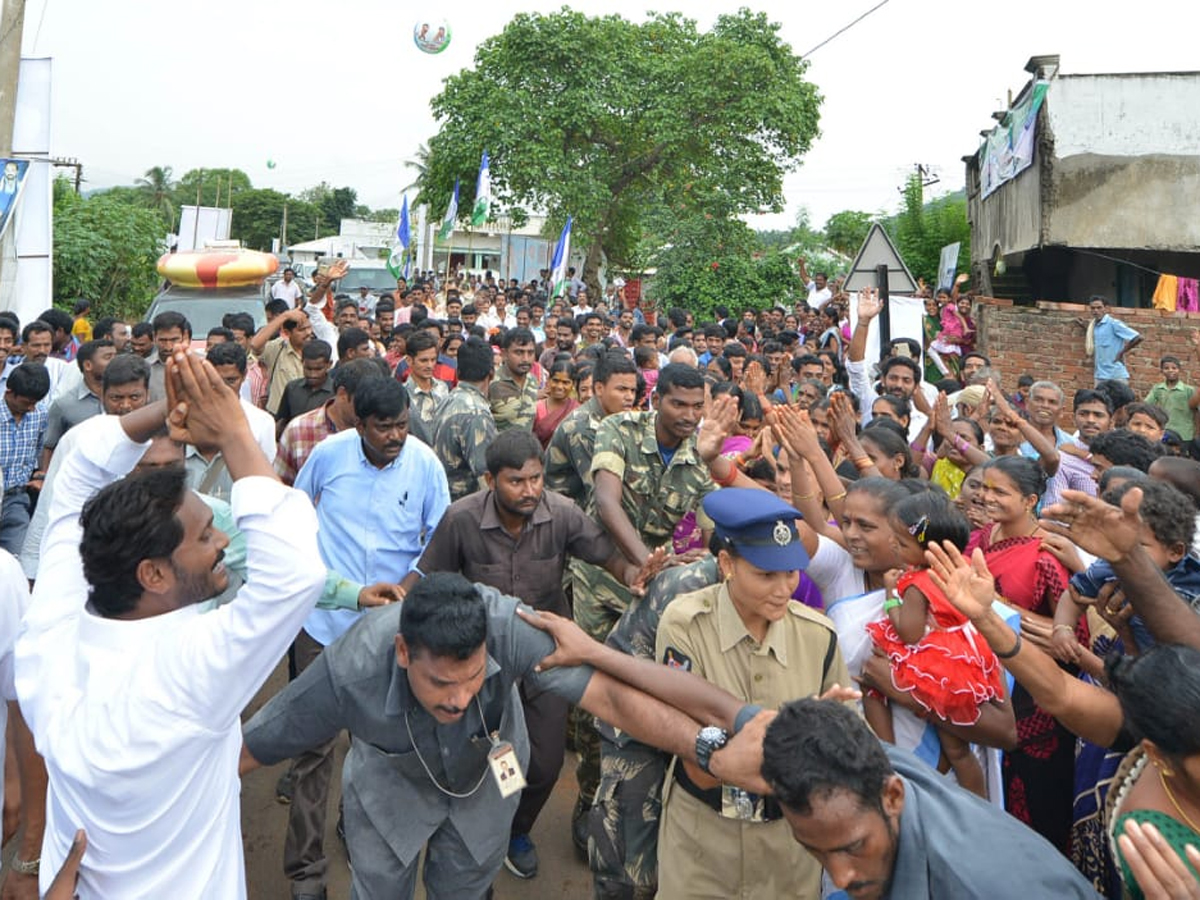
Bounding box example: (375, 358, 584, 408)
(800, 0, 894, 60)
(31, 0, 50, 55)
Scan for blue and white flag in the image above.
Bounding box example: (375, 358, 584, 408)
(550, 215, 572, 299)
(387, 195, 411, 280)
(437, 180, 459, 242)
(471, 150, 490, 227)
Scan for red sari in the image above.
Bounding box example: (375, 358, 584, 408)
(532, 397, 578, 449)
(966, 526, 1074, 852)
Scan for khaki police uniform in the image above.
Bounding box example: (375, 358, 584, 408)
(654, 582, 849, 900)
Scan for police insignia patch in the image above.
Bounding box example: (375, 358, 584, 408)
(772, 520, 791, 547)
(663, 646, 692, 671)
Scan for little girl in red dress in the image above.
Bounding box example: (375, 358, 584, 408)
(863, 489, 1006, 797)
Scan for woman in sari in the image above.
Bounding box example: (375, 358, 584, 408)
(930, 538, 1200, 899)
(965, 456, 1074, 852)
(923, 293, 950, 382)
(532, 360, 579, 449)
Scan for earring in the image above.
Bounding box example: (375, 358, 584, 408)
(724, 570, 734, 584)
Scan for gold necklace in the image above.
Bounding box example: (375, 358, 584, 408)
(1159, 768, 1200, 834)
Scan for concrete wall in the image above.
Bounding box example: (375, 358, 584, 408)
(966, 155, 1043, 267)
(1048, 74, 1200, 157)
(1044, 152, 1200, 250)
(975, 296, 1200, 406)
(968, 71, 1200, 265)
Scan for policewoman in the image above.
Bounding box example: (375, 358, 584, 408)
(654, 488, 849, 899)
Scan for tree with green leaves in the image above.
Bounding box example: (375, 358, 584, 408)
(135, 165, 176, 229)
(647, 207, 798, 318)
(421, 8, 821, 292)
(53, 177, 164, 321)
(173, 168, 252, 209)
(823, 210, 873, 257)
(888, 175, 969, 284)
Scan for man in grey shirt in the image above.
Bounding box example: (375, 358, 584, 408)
(242, 573, 768, 900)
(761, 699, 1099, 899)
(41, 338, 116, 467)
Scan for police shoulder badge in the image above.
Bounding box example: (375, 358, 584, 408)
(663, 646, 692, 672)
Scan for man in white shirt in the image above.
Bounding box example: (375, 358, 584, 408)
(846, 291, 936, 442)
(570, 286, 594, 320)
(271, 268, 305, 307)
(797, 258, 832, 311)
(355, 285, 378, 318)
(0, 548, 41, 898)
(14, 351, 326, 898)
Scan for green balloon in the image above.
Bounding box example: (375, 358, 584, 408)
(266, 160, 276, 169)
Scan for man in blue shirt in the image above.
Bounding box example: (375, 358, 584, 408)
(0, 362, 50, 554)
(284, 377, 450, 900)
(1085, 296, 1142, 385)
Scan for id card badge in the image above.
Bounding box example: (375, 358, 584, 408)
(488, 741, 526, 798)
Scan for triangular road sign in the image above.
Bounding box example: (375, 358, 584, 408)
(842, 224, 918, 294)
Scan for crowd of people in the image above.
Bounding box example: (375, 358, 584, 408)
(0, 258, 1199, 900)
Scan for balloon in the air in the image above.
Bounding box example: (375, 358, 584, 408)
(413, 21, 451, 54)
(266, 160, 277, 169)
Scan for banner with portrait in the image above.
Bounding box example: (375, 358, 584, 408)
(0, 158, 30, 243)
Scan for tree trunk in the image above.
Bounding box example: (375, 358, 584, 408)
(583, 237, 604, 301)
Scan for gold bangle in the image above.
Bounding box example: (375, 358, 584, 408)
(793, 490, 817, 501)
(827, 491, 847, 502)
(853, 456, 872, 469)
(1052, 623, 1075, 635)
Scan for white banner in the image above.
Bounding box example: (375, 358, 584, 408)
(10, 57, 53, 327)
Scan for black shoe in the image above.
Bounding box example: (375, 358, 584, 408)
(505, 833, 539, 879)
(275, 770, 295, 805)
(571, 796, 589, 859)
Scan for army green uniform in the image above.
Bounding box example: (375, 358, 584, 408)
(544, 397, 606, 508)
(404, 378, 448, 434)
(431, 383, 497, 501)
(590, 557, 720, 900)
(572, 410, 716, 805)
(488, 362, 539, 432)
(543, 395, 608, 789)
(654, 583, 848, 900)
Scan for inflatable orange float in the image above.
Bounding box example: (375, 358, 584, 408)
(156, 249, 278, 288)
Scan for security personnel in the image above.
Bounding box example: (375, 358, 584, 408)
(655, 488, 850, 900)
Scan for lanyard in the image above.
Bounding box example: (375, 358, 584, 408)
(403, 695, 495, 799)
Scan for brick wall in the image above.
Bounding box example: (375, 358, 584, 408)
(975, 298, 1200, 407)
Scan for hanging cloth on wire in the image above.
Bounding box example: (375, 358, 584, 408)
(1152, 274, 1178, 311)
(1178, 278, 1200, 313)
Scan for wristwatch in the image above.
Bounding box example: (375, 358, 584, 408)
(695, 725, 730, 775)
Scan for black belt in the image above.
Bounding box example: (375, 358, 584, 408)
(672, 759, 782, 822)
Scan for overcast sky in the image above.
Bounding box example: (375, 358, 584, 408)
(24, 0, 1197, 230)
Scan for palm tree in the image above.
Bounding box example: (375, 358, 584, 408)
(136, 165, 176, 228)
(400, 144, 430, 194)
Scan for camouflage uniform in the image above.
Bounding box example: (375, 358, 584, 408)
(590, 557, 719, 900)
(544, 396, 606, 509)
(431, 383, 497, 501)
(572, 410, 716, 809)
(488, 362, 538, 432)
(404, 378, 448, 434)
